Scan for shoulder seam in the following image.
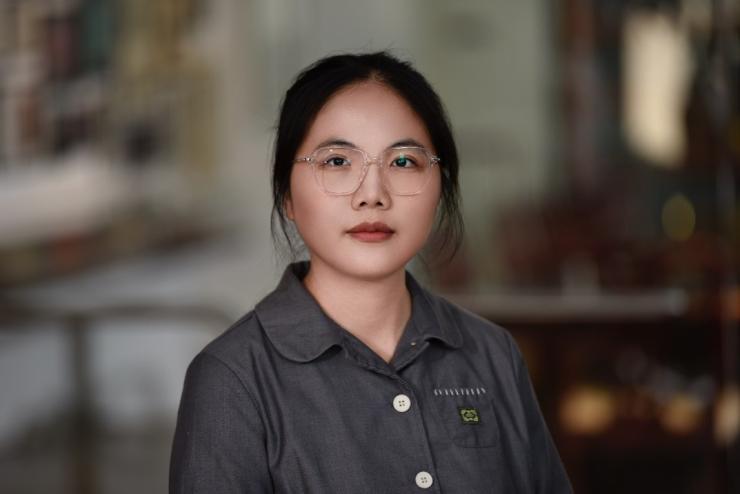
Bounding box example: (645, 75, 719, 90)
(202, 310, 259, 351)
(224, 310, 257, 333)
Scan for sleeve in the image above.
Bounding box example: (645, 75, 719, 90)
(508, 334, 574, 494)
(169, 351, 273, 493)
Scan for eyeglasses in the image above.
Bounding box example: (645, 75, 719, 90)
(293, 146, 440, 196)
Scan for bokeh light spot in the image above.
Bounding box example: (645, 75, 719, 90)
(662, 193, 696, 242)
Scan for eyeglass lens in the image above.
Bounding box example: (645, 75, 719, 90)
(314, 147, 432, 195)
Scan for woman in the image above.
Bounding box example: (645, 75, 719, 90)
(170, 52, 572, 493)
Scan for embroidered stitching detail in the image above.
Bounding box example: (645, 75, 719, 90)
(433, 386, 487, 397)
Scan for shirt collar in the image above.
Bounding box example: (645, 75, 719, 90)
(254, 261, 463, 363)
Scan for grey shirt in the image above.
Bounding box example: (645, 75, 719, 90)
(170, 261, 572, 493)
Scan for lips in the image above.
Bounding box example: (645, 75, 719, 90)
(347, 222, 394, 242)
(347, 222, 394, 234)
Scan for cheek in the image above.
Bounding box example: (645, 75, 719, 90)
(289, 171, 340, 239)
(403, 179, 442, 242)
(420, 196, 442, 236)
(420, 174, 443, 225)
(287, 167, 313, 218)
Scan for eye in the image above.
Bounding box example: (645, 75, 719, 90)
(322, 156, 351, 168)
(390, 153, 418, 169)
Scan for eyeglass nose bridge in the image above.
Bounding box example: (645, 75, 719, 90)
(353, 152, 391, 193)
(358, 150, 389, 169)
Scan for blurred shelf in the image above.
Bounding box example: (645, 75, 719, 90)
(446, 289, 691, 323)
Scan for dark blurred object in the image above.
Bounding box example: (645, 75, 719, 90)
(460, 294, 736, 494)
(44, 11, 81, 80)
(497, 185, 727, 292)
(485, 0, 740, 492)
(512, 0, 739, 295)
(123, 121, 165, 167)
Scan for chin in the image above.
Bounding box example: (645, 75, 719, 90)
(352, 264, 406, 281)
(323, 252, 414, 282)
(305, 232, 427, 281)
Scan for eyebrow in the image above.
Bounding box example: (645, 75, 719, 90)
(389, 138, 426, 148)
(315, 138, 356, 149)
(314, 138, 428, 150)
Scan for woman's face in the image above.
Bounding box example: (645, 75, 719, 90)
(286, 81, 442, 281)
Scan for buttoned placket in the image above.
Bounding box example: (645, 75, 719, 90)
(341, 336, 442, 492)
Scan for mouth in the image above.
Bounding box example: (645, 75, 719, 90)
(347, 222, 395, 242)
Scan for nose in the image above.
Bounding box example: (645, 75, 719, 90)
(351, 161, 391, 210)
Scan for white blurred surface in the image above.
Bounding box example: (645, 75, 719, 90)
(0, 231, 283, 450)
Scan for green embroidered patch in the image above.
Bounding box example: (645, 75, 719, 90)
(458, 407, 480, 424)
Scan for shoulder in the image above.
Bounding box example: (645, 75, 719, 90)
(175, 312, 269, 421)
(186, 309, 274, 386)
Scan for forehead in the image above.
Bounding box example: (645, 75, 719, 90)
(299, 81, 433, 152)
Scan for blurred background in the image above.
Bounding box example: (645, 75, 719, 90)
(0, 0, 738, 492)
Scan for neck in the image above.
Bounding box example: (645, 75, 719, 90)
(302, 260, 411, 363)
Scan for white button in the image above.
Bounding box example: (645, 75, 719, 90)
(415, 471, 433, 489)
(393, 394, 411, 412)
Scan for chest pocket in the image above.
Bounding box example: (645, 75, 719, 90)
(431, 387, 500, 448)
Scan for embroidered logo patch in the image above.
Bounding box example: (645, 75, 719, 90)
(458, 407, 480, 424)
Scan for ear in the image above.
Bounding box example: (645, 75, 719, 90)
(284, 194, 295, 221)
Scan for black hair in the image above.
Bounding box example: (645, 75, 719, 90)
(271, 51, 463, 264)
